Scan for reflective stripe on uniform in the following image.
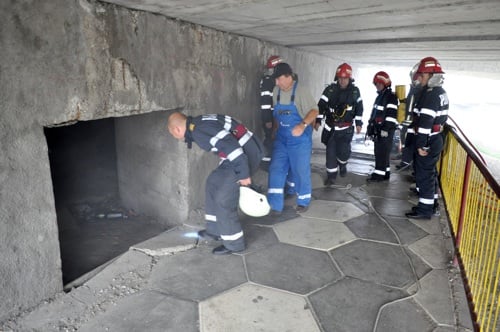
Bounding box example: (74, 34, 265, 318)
(238, 131, 253, 146)
(226, 147, 244, 161)
(268, 188, 284, 194)
(298, 193, 311, 200)
(221, 230, 243, 241)
(326, 167, 338, 173)
(419, 197, 434, 205)
(420, 108, 436, 118)
(210, 130, 229, 147)
(205, 214, 217, 222)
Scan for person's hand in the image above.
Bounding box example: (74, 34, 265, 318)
(356, 126, 362, 134)
(239, 177, 252, 186)
(417, 148, 429, 156)
(292, 124, 305, 137)
(265, 122, 273, 129)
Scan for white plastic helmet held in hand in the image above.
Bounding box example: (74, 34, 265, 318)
(239, 186, 271, 217)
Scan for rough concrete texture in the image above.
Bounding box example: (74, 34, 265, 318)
(0, 0, 338, 320)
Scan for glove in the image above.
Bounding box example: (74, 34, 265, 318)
(380, 130, 388, 138)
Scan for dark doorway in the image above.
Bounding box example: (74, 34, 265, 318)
(44, 118, 167, 286)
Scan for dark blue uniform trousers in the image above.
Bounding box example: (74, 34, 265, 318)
(414, 134, 443, 217)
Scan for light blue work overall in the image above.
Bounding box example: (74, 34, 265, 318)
(267, 82, 312, 211)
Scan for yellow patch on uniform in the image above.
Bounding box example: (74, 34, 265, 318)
(189, 123, 195, 131)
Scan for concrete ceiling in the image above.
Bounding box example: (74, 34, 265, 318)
(101, 0, 500, 78)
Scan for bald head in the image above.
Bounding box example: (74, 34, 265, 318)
(167, 112, 187, 140)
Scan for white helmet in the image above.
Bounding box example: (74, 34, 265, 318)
(239, 186, 271, 217)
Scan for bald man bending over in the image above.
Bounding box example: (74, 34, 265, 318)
(167, 112, 263, 254)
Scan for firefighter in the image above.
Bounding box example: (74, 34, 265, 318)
(267, 63, 319, 214)
(260, 55, 283, 160)
(396, 64, 423, 171)
(316, 63, 364, 186)
(405, 57, 449, 220)
(167, 112, 264, 254)
(366, 71, 399, 182)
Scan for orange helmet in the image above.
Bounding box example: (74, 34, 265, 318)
(336, 63, 352, 79)
(266, 55, 283, 69)
(373, 71, 391, 87)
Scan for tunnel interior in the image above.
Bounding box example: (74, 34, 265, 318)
(44, 117, 168, 286)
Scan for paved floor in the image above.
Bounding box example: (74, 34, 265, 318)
(1, 147, 475, 332)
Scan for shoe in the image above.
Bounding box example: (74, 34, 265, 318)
(405, 211, 431, 220)
(198, 229, 221, 241)
(395, 162, 411, 170)
(269, 210, 282, 216)
(212, 245, 243, 255)
(366, 174, 385, 183)
(324, 178, 336, 187)
(339, 164, 347, 177)
(433, 202, 440, 216)
(411, 203, 440, 216)
(296, 205, 309, 213)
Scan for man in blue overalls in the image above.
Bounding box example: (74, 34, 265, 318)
(267, 63, 319, 214)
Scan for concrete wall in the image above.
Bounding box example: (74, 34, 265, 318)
(0, 0, 338, 320)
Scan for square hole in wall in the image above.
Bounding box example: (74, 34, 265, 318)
(44, 117, 169, 286)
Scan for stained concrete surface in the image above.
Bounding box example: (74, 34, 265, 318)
(58, 203, 168, 285)
(0, 147, 474, 332)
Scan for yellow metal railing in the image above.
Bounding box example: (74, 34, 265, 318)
(439, 118, 500, 332)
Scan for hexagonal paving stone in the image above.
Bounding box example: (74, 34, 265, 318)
(374, 298, 436, 332)
(274, 216, 356, 250)
(384, 216, 429, 245)
(409, 234, 452, 269)
(301, 199, 365, 222)
(330, 239, 419, 288)
(78, 290, 198, 332)
(240, 224, 280, 253)
(370, 196, 414, 218)
(199, 283, 320, 332)
(412, 270, 455, 326)
(345, 213, 399, 243)
(149, 246, 246, 301)
(308, 277, 407, 332)
(246, 243, 341, 294)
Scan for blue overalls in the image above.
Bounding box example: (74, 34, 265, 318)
(267, 82, 312, 211)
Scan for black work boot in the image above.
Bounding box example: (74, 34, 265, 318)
(339, 163, 347, 177)
(324, 177, 336, 187)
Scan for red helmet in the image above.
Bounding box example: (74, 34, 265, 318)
(336, 63, 352, 79)
(415, 56, 444, 75)
(266, 55, 283, 69)
(373, 71, 391, 87)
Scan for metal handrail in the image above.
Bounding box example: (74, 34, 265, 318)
(440, 116, 500, 332)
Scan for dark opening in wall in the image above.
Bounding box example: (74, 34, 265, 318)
(44, 118, 167, 286)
